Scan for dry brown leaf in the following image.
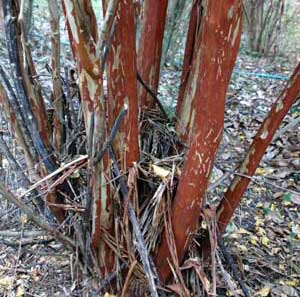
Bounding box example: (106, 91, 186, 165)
(152, 164, 170, 179)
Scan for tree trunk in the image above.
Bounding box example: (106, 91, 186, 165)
(61, 0, 114, 275)
(3, 0, 66, 222)
(217, 63, 300, 234)
(105, 0, 139, 170)
(162, 0, 185, 66)
(156, 0, 243, 282)
(176, 0, 202, 115)
(137, 0, 168, 109)
(48, 0, 65, 153)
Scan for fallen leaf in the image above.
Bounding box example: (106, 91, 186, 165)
(104, 293, 117, 297)
(255, 217, 264, 227)
(16, 285, 25, 297)
(20, 214, 28, 225)
(238, 227, 251, 235)
(261, 236, 270, 247)
(256, 227, 266, 236)
(291, 194, 300, 205)
(256, 286, 271, 296)
(0, 276, 14, 289)
(255, 167, 273, 176)
(237, 244, 248, 253)
(152, 164, 170, 179)
(250, 235, 258, 245)
(279, 279, 299, 287)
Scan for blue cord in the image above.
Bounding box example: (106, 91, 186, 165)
(234, 70, 288, 81)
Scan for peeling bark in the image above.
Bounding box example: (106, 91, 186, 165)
(3, 0, 71, 222)
(61, 0, 114, 275)
(217, 63, 300, 234)
(48, 0, 65, 153)
(156, 0, 243, 281)
(3, 0, 55, 171)
(105, 0, 139, 170)
(176, 0, 202, 114)
(137, 0, 168, 109)
(18, 0, 52, 145)
(0, 82, 35, 173)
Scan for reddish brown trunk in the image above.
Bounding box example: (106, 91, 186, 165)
(137, 0, 168, 109)
(217, 63, 300, 234)
(156, 0, 243, 282)
(176, 0, 202, 114)
(106, 0, 139, 169)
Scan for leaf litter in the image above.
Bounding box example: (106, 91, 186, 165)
(0, 2, 299, 296)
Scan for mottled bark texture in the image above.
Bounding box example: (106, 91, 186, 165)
(3, 0, 66, 222)
(137, 0, 168, 109)
(48, 0, 65, 153)
(105, 0, 139, 170)
(156, 0, 243, 281)
(61, 0, 113, 275)
(0, 82, 35, 171)
(217, 63, 300, 234)
(176, 0, 202, 114)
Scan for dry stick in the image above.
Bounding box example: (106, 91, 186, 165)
(0, 134, 31, 187)
(0, 230, 46, 238)
(96, 0, 119, 58)
(0, 182, 75, 249)
(93, 107, 128, 165)
(0, 238, 54, 248)
(137, 72, 169, 120)
(109, 148, 160, 297)
(3, 0, 56, 172)
(233, 171, 300, 196)
(0, 65, 32, 142)
(13, 218, 25, 291)
(121, 260, 138, 297)
(0, 135, 45, 212)
(207, 171, 232, 192)
(218, 237, 250, 297)
(0, 81, 36, 171)
(18, 154, 88, 198)
(216, 252, 239, 297)
(84, 107, 127, 223)
(274, 115, 300, 140)
(101, 19, 116, 74)
(96, 262, 127, 294)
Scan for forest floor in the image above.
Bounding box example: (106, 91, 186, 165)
(0, 4, 299, 296)
(0, 50, 299, 296)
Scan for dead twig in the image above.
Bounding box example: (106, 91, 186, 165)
(137, 72, 169, 120)
(121, 260, 138, 297)
(18, 154, 88, 198)
(0, 182, 75, 250)
(216, 252, 240, 297)
(0, 230, 46, 238)
(109, 147, 160, 297)
(218, 236, 250, 297)
(93, 107, 127, 165)
(0, 238, 54, 248)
